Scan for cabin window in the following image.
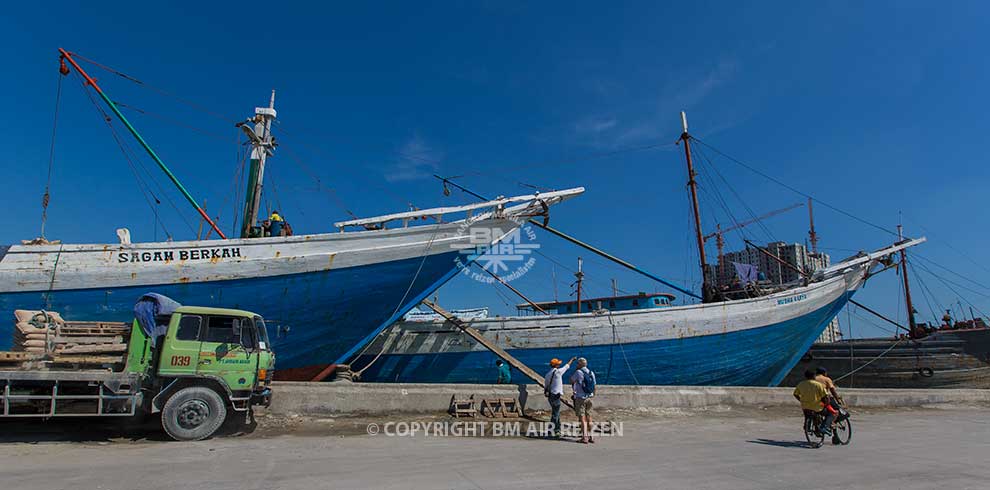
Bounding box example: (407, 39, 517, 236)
(632, 299, 639, 307)
(587, 302, 593, 311)
(176, 315, 202, 341)
(566, 305, 572, 312)
(609, 300, 616, 308)
(654, 298, 661, 305)
(204, 315, 242, 344)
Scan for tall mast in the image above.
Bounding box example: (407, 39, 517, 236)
(239, 91, 278, 238)
(58, 49, 227, 239)
(898, 224, 918, 334)
(679, 112, 710, 301)
(807, 197, 819, 255)
(575, 257, 584, 313)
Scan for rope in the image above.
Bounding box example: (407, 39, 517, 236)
(606, 310, 639, 385)
(846, 306, 854, 387)
(42, 245, 63, 310)
(70, 51, 235, 124)
(832, 337, 906, 383)
(114, 100, 232, 143)
(350, 225, 445, 376)
(691, 137, 899, 238)
(41, 71, 65, 238)
(912, 259, 990, 320)
(74, 76, 176, 239)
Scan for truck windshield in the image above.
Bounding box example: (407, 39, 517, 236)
(254, 316, 271, 351)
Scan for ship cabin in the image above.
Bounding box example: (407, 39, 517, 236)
(516, 292, 676, 316)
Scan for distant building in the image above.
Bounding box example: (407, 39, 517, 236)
(817, 319, 842, 343)
(709, 241, 830, 287)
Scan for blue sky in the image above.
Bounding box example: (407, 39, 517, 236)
(3, 1, 990, 338)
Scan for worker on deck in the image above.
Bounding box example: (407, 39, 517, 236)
(570, 357, 597, 444)
(794, 369, 834, 437)
(269, 210, 285, 237)
(495, 360, 511, 384)
(544, 356, 575, 439)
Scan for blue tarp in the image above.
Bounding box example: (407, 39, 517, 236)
(134, 293, 182, 346)
(732, 262, 759, 284)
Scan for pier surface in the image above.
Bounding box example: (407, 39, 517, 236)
(1, 405, 988, 489)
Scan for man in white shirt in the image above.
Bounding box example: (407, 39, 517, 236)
(544, 356, 575, 438)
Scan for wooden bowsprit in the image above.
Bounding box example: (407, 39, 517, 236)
(419, 299, 573, 408)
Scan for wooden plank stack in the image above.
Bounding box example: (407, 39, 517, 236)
(2, 310, 131, 368)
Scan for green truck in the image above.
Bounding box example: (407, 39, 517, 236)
(0, 305, 274, 441)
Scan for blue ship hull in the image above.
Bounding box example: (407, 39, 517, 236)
(0, 251, 464, 374)
(352, 292, 850, 387)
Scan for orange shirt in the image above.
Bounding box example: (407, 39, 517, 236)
(815, 374, 837, 395)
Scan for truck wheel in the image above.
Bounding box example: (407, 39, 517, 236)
(161, 386, 228, 441)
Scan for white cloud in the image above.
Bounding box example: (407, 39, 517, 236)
(384, 135, 443, 182)
(572, 57, 742, 148)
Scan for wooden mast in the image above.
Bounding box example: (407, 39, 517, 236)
(897, 224, 918, 335)
(807, 198, 819, 255)
(679, 112, 711, 301)
(575, 257, 584, 313)
(239, 91, 278, 238)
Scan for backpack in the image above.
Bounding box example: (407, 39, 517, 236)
(581, 368, 596, 396)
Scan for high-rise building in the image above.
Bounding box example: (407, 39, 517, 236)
(710, 241, 829, 287)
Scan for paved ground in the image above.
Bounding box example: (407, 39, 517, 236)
(1, 405, 988, 489)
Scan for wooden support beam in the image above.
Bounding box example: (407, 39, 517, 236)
(420, 298, 573, 408)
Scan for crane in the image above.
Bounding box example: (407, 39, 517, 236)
(703, 202, 804, 266)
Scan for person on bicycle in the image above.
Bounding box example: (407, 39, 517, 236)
(793, 369, 834, 436)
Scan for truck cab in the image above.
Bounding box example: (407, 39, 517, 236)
(131, 306, 275, 440)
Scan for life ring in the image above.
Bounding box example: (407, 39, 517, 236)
(918, 367, 934, 377)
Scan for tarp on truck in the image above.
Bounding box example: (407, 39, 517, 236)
(134, 293, 181, 346)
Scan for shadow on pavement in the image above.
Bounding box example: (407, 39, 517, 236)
(0, 413, 257, 444)
(747, 438, 815, 449)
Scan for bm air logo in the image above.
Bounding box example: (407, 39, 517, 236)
(117, 247, 242, 263)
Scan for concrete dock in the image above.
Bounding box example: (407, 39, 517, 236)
(269, 381, 990, 415)
(1, 383, 988, 489)
(1, 404, 988, 489)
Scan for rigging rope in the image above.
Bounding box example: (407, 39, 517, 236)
(832, 337, 907, 383)
(350, 225, 445, 376)
(75, 77, 175, 239)
(912, 259, 990, 320)
(114, 100, 232, 143)
(691, 137, 899, 238)
(694, 143, 778, 244)
(69, 51, 235, 124)
(908, 260, 942, 323)
(40, 67, 66, 239)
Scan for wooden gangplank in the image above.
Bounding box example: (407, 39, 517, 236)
(420, 299, 572, 408)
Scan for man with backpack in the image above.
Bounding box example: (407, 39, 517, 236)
(570, 357, 597, 444)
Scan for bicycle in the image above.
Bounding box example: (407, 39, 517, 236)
(803, 407, 852, 448)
